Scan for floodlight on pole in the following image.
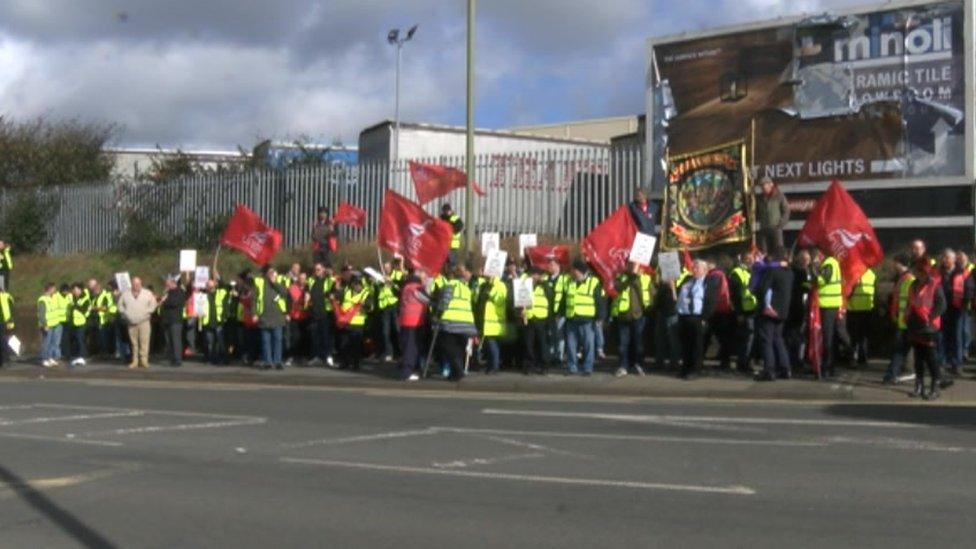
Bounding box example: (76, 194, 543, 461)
(388, 25, 419, 169)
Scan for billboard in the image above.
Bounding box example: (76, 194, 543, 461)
(648, 1, 968, 187)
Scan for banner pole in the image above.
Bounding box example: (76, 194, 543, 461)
(750, 116, 757, 250)
(212, 244, 222, 278)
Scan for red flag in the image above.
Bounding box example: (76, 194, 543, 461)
(220, 205, 282, 266)
(806, 287, 823, 376)
(581, 205, 638, 294)
(378, 190, 453, 275)
(525, 245, 570, 269)
(333, 202, 367, 229)
(408, 161, 487, 205)
(798, 180, 884, 297)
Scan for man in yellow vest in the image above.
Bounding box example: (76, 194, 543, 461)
(200, 279, 231, 364)
(729, 251, 758, 374)
(883, 254, 914, 384)
(92, 280, 116, 359)
(37, 282, 63, 367)
(476, 272, 508, 375)
(847, 267, 876, 366)
(566, 260, 601, 376)
(433, 263, 478, 381)
(521, 266, 554, 375)
(813, 249, 843, 379)
(253, 266, 289, 370)
(547, 260, 572, 364)
(376, 260, 402, 363)
(611, 262, 649, 377)
(440, 203, 464, 266)
(0, 285, 13, 368)
(0, 240, 12, 291)
(306, 263, 337, 368)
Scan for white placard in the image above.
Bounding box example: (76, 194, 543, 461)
(481, 232, 500, 256)
(179, 249, 197, 272)
(114, 272, 131, 293)
(484, 250, 507, 279)
(193, 292, 208, 318)
(628, 233, 657, 266)
(193, 266, 210, 289)
(518, 234, 537, 258)
(7, 335, 21, 357)
(363, 267, 386, 284)
(658, 251, 682, 282)
(513, 277, 534, 308)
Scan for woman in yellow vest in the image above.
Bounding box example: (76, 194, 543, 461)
(0, 286, 13, 368)
(338, 275, 371, 371)
(847, 268, 876, 366)
(813, 250, 843, 379)
(611, 262, 649, 377)
(37, 282, 64, 367)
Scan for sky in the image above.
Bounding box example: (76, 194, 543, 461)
(0, 0, 868, 150)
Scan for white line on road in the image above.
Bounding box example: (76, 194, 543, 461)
(280, 458, 756, 496)
(481, 409, 922, 429)
(78, 418, 267, 436)
(0, 411, 145, 427)
(282, 428, 440, 449)
(0, 431, 122, 447)
(432, 427, 827, 448)
(33, 403, 265, 421)
(0, 405, 37, 411)
(431, 452, 544, 469)
(474, 433, 596, 459)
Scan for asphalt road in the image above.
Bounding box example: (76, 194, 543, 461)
(0, 378, 974, 548)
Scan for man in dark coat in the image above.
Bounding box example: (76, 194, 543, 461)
(754, 250, 794, 381)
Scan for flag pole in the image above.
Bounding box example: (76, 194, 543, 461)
(750, 116, 757, 250)
(464, 0, 477, 264)
(212, 244, 222, 279)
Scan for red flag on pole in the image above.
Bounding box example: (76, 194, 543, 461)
(581, 205, 638, 294)
(798, 180, 884, 297)
(332, 202, 367, 229)
(378, 190, 453, 275)
(525, 245, 571, 269)
(408, 161, 487, 205)
(806, 287, 823, 376)
(220, 205, 282, 266)
(330, 297, 362, 329)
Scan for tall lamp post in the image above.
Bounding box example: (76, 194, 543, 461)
(464, 0, 476, 260)
(388, 25, 418, 168)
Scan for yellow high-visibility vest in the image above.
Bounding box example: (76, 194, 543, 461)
(849, 269, 876, 312)
(817, 257, 842, 309)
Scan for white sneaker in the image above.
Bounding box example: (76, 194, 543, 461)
(42, 359, 54, 368)
(633, 366, 646, 377)
(408, 374, 420, 382)
(69, 358, 81, 367)
(384, 355, 394, 363)
(326, 356, 335, 368)
(614, 367, 628, 378)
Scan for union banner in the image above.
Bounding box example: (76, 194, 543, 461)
(662, 141, 751, 251)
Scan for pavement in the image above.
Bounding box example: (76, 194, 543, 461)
(2, 355, 976, 403)
(0, 377, 975, 547)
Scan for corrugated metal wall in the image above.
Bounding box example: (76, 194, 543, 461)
(0, 146, 642, 255)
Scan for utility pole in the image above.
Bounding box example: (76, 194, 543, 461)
(388, 25, 418, 168)
(464, 0, 476, 261)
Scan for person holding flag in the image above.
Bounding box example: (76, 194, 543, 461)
(336, 274, 371, 371)
(440, 204, 464, 266)
(311, 206, 337, 267)
(811, 249, 842, 379)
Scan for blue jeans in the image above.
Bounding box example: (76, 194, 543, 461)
(70, 326, 87, 360)
(566, 319, 595, 373)
(98, 324, 114, 356)
(549, 316, 566, 362)
(205, 325, 226, 364)
(115, 321, 131, 361)
(260, 327, 283, 365)
(41, 325, 63, 361)
(594, 321, 605, 354)
(963, 312, 973, 358)
(483, 337, 501, 372)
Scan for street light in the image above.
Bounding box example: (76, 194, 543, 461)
(388, 24, 418, 167)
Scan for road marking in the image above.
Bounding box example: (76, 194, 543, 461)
(280, 458, 756, 496)
(474, 433, 595, 459)
(481, 409, 922, 429)
(34, 403, 265, 421)
(0, 431, 122, 447)
(432, 427, 827, 448)
(282, 428, 440, 449)
(432, 452, 544, 469)
(0, 405, 37, 411)
(0, 411, 145, 427)
(0, 465, 140, 499)
(78, 418, 267, 437)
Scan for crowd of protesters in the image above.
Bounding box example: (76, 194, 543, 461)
(6, 197, 972, 401)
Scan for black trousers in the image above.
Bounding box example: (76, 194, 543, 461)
(340, 327, 364, 370)
(437, 332, 468, 381)
(524, 319, 551, 372)
(679, 315, 705, 376)
(847, 310, 871, 363)
(912, 342, 941, 389)
(163, 322, 182, 365)
(708, 313, 736, 368)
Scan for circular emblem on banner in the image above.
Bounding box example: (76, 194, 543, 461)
(676, 168, 735, 229)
